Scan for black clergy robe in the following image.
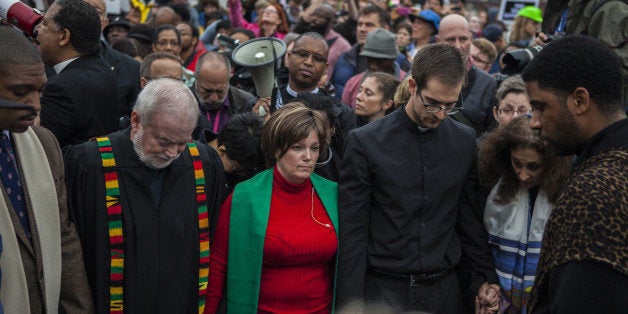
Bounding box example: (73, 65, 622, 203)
(64, 128, 225, 314)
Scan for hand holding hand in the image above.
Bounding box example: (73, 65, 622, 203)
(475, 282, 500, 314)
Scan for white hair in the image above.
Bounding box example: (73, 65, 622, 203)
(133, 78, 200, 127)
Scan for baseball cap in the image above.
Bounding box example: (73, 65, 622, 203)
(481, 24, 503, 42)
(517, 6, 543, 23)
(408, 9, 441, 33)
(360, 28, 399, 59)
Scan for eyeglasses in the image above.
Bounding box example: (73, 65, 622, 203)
(156, 40, 180, 47)
(498, 108, 532, 117)
(263, 9, 278, 15)
(470, 54, 489, 66)
(418, 93, 462, 115)
(290, 49, 327, 63)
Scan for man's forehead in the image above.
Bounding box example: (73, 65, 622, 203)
(293, 37, 328, 53)
(358, 13, 380, 25)
(151, 59, 182, 74)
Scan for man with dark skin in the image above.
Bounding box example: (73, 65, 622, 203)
(0, 26, 92, 313)
(522, 35, 627, 314)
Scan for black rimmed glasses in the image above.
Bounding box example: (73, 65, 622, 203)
(418, 92, 463, 115)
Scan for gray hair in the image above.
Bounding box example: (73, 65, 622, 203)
(195, 51, 231, 77)
(133, 78, 200, 127)
(495, 76, 527, 102)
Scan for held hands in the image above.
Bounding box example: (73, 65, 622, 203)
(475, 282, 501, 314)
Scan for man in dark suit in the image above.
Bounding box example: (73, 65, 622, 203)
(37, 0, 121, 147)
(85, 0, 142, 117)
(0, 26, 93, 313)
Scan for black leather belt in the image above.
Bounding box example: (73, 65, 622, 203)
(367, 268, 454, 286)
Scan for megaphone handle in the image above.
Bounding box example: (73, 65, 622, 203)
(270, 86, 278, 114)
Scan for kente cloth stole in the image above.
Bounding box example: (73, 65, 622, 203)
(96, 137, 209, 314)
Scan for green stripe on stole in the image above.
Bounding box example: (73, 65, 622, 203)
(227, 169, 338, 313)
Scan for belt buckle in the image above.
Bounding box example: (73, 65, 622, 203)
(410, 274, 430, 286)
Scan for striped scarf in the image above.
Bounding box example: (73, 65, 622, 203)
(96, 137, 209, 314)
(483, 178, 552, 313)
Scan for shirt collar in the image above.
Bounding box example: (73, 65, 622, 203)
(53, 57, 79, 74)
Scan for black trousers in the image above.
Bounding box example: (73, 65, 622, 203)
(363, 270, 462, 314)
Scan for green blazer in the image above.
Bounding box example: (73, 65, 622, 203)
(227, 169, 339, 313)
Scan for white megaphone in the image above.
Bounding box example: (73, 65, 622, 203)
(231, 37, 286, 98)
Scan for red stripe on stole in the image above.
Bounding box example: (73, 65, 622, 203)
(99, 146, 113, 152)
(104, 172, 118, 181)
(192, 160, 202, 169)
(107, 204, 122, 215)
(196, 193, 207, 202)
(110, 273, 124, 281)
(110, 235, 124, 244)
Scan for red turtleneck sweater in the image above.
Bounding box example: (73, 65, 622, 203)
(205, 167, 337, 313)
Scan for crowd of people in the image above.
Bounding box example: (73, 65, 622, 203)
(0, 0, 626, 313)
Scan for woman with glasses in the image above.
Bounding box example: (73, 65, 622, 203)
(228, 0, 290, 39)
(492, 76, 532, 127)
(478, 117, 571, 313)
(204, 103, 338, 313)
(355, 72, 400, 127)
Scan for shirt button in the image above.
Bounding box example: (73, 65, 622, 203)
(423, 166, 428, 172)
(420, 223, 426, 227)
(423, 195, 429, 201)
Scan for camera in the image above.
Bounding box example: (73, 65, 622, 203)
(501, 34, 562, 75)
(0, 0, 43, 38)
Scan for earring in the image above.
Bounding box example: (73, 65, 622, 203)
(574, 100, 579, 106)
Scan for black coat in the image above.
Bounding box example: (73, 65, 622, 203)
(336, 107, 498, 310)
(40, 54, 121, 147)
(100, 41, 141, 117)
(64, 129, 225, 314)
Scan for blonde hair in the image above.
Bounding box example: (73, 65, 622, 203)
(508, 15, 535, 45)
(393, 76, 412, 109)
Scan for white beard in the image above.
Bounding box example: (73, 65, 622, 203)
(132, 127, 180, 169)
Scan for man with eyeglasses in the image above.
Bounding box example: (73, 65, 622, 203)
(337, 44, 499, 313)
(193, 51, 256, 140)
(254, 32, 355, 140)
(37, 0, 121, 148)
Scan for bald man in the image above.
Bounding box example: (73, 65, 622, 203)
(437, 14, 497, 136)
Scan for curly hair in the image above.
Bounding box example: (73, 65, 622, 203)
(479, 116, 571, 204)
(521, 35, 623, 117)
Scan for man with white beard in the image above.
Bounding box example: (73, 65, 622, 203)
(64, 78, 225, 313)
